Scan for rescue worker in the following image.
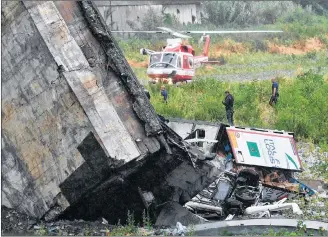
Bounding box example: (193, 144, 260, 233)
(222, 90, 234, 126)
(269, 78, 279, 106)
(160, 85, 168, 104)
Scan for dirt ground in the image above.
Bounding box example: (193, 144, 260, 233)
(211, 40, 249, 57)
(268, 37, 326, 55)
(127, 59, 148, 68)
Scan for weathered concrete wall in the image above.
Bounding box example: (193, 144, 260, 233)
(1, 1, 161, 219)
(1, 1, 90, 217)
(95, 1, 202, 32)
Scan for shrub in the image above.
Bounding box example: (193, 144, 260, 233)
(202, 2, 297, 27)
(276, 6, 328, 40)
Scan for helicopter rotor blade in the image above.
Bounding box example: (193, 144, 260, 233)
(111, 28, 192, 39)
(182, 30, 283, 34)
(110, 28, 283, 37)
(157, 27, 192, 39)
(172, 32, 192, 39)
(157, 27, 175, 33)
(111, 30, 168, 34)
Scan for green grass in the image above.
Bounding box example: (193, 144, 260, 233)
(148, 71, 328, 145)
(106, 210, 154, 236)
(118, 39, 166, 62)
(221, 51, 327, 65)
(196, 56, 328, 77)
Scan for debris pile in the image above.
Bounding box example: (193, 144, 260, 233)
(164, 120, 321, 221)
(1, 206, 37, 235)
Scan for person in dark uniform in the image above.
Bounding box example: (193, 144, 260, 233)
(160, 85, 168, 104)
(269, 78, 279, 106)
(222, 90, 234, 126)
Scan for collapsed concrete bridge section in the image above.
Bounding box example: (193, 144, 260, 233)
(1, 1, 225, 225)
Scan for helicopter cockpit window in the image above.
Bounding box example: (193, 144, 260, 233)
(150, 53, 161, 65)
(162, 53, 177, 67)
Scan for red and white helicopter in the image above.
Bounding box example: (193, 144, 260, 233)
(113, 27, 283, 84)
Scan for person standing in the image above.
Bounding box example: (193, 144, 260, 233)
(222, 90, 234, 126)
(269, 78, 279, 106)
(160, 85, 168, 104)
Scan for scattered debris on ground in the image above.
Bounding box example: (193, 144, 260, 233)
(1, 206, 111, 236)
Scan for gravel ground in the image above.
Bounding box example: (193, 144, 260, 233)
(296, 142, 328, 182)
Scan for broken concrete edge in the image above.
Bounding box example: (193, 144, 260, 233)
(39, 113, 211, 222)
(193, 219, 328, 232)
(78, 1, 163, 138)
(159, 119, 206, 167)
(154, 201, 207, 228)
(165, 117, 223, 127)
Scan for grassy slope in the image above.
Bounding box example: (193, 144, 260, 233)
(148, 73, 328, 143)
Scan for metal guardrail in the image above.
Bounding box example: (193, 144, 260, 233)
(194, 218, 328, 232)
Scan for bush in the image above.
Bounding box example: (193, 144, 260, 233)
(202, 2, 298, 27)
(275, 71, 328, 143)
(276, 6, 328, 40)
(251, 40, 269, 52)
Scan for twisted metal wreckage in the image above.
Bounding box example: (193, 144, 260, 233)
(167, 119, 315, 221)
(1, 1, 315, 226)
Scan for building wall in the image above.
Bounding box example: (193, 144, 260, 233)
(95, 1, 202, 32)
